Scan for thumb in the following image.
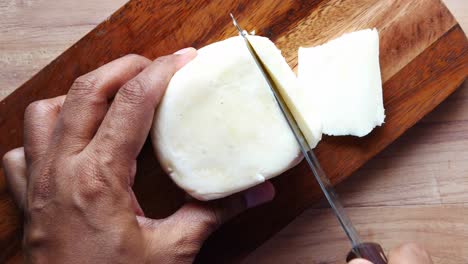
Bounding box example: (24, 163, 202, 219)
(140, 181, 275, 261)
(168, 181, 276, 244)
(349, 243, 431, 264)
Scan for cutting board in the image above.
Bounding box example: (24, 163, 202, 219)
(0, 0, 466, 262)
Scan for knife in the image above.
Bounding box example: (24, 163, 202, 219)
(230, 14, 388, 264)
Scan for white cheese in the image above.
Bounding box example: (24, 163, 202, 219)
(298, 28, 385, 137)
(250, 36, 323, 148)
(152, 36, 305, 201)
(153, 29, 384, 201)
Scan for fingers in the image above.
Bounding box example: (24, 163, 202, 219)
(138, 182, 275, 260)
(87, 48, 196, 163)
(349, 243, 431, 264)
(175, 181, 274, 241)
(58, 54, 151, 152)
(139, 182, 274, 261)
(388, 243, 432, 264)
(24, 95, 65, 166)
(2, 148, 27, 209)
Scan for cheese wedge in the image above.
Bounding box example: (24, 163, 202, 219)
(250, 36, 323, 148)
(298, 28, 385, 137)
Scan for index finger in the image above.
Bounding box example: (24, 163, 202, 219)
(87, 48, 197, 163)
(57, 54, 151, 153)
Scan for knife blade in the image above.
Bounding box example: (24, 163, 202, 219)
(230, 13, 388, 264)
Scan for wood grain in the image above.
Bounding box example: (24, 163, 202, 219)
(0, 0, 467, 263)
(244, 206, 468, 264)
(0, 0, 128, 99)
(444, 0, 468, 32)
(245, 82, 468, 263)
(0, 0, 466, 100)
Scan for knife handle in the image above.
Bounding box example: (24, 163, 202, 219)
(346, 242, 388, 264)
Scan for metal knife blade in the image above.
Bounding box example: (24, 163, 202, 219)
(230, 14, 388, 264)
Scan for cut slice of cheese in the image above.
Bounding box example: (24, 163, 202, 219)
(152, 36, 308, 201)
(249, 36, 322, 148)
(298, 28, 385, 137)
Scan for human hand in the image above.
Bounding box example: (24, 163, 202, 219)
(349, 243, 432, 264)
(2, 48, 275, 263)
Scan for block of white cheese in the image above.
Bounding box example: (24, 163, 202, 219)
(298, 28, 385, 137)
(152, 36, 321, 201)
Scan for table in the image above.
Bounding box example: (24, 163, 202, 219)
(1, 0, 467, 263)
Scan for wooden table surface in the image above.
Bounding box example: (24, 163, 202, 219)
(1, 0, 467, 263)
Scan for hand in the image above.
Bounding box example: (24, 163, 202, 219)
(2, 48, 275, 263)
(349, 243, 432, 264)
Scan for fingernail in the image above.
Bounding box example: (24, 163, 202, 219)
(244, 181, 275, 208)
(174, 47, 195, 55)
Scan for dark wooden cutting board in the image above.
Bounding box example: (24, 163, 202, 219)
(0, 0, 467, 262)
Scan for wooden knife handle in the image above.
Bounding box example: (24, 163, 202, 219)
(346, 242, 388, 264)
